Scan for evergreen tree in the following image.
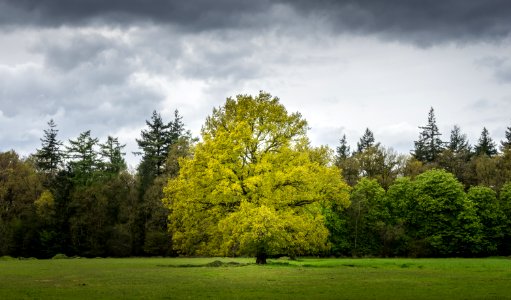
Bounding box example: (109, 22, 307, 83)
(501, 126, 511, 151)
(437, 125, 472, 186)
(335, 134, 351, 162)
(35, 119, 63, 176)
(99, 136, 126, 174)
(448, 125, 471, 154)
(474, 127, 498, 157)
(413, 107, 443, 163)
(66, 131, 100, 183)
(357, 128, 378, 152)
(334, 134, 359, 186)
(135, 110, 184, 179)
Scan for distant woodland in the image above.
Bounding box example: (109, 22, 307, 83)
(1, 92, 511, 261)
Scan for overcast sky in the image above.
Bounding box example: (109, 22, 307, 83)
(1, 0, 511, 167)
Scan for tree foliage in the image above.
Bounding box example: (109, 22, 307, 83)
(163, 92, 350, 263)
(35, 119, 63, 177)
(474, 127, 498, 157)
(413, 107, 444, 163)
(356, 128, 379, 153)
(501, 126, 511, 151)
(406, 169, 482, 256)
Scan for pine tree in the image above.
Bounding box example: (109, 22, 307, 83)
(357, 128, 378, 153)
(35, 119, 63, 175)
(135, 110, 184, 178)
(66, 130, 100, 181)
(501, 126, 511, 151)
(474, 127, 498, 157)
(99, 136, 126, 174)
(448, 125, 471, 154)
(413, 107, 443, 163)
(336, 134, 351, 161)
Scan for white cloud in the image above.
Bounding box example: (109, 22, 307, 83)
(1, 8, 511, 166)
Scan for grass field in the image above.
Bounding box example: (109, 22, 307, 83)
(1, 256, 510, 299)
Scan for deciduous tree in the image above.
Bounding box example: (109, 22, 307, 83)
(163, 92, 350, 263)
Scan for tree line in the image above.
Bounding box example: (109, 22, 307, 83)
(1, 94, 511, 260)
(336, 107, 511, 191)
(1, 111, 193, 258)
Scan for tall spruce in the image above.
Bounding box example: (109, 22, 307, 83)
(134, 110, 186, 255)
(448, 125, 471, 154)
(474, 127, 498, 157)
(136, 110, 184, 180)
(501, 126, 511, 151)
(99, 136, 126, 174)
(336, 134, 351, 161)
(66, 130, 100, 182)
(357, 128, 378, 152)
(413, 107, 443, 163)
(35, 119, 63, 176)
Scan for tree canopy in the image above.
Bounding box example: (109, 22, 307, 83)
(413, 107, 443, 163)
(163, 92, 350, 263)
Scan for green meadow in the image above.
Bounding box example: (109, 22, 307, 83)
(1, 257, 510, 299)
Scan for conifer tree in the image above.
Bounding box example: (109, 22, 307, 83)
(35, 119, 63, 176)
(336, 134, 351, 161)
(413, 107, 443, 163)
(357, 128, 378, 152)
(474, 127, 498, 157)
(448, 125, 471, 154)
(99, 136, 126, 174)
(135, 110, 184, 179)
(66, 130, 100, 182)
(501, 126, 511, 151)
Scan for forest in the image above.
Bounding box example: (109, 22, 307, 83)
(1, 92, 511, 261)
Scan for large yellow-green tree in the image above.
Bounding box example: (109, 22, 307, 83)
(163, 92, 350, 263)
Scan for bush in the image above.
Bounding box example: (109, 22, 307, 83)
(52, 253, 69, 259)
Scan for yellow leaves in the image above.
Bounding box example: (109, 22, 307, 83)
(34, 189, 55, 217)
(218, 201, 330, 257)
(162, 92, 351, 257)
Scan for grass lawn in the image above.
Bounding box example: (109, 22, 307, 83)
(1, 256, 510, 299)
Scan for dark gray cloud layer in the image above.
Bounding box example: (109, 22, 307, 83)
(2, 0, 511, 44)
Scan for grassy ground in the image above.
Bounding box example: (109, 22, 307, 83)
(1, 256, 510, 299)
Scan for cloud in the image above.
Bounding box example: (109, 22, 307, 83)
(1, 0, 511, 167)
(286, 0, 511, 45)
(2, 0, 511, 46)
(0, 0, 272, 31)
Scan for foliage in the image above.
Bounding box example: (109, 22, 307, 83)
(356, 128, 379, 153)
(413, 107, 444, 163)
(474, 127, 498, 157)
(501, 125, 511, 151)
(466, 186, 506, 255)
(406, 169, 482, 257)
(344, 178, 387, 256)
(35, 119, 63, 177)
(136, 110, 185, 180)
(335, 134, 351, 161)
(66, 130, 101, 184)
(4, 93, 511, 259)
(0, 151, 43, 257)
(163, 92, 350, 263)
(99, 136, 126, 175)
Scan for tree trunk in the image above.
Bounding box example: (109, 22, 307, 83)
(256, 253, 267, 264)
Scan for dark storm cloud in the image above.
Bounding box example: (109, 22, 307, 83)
(0, 0, 271, 31)
(2, 0, 511, 44)
(287, 0, 511, 45)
